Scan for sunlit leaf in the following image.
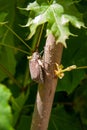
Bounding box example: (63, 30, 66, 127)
(24, 1, 85, 47)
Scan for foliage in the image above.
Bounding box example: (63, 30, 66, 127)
(22, 0, 84, 47)
(0, 0, 87, 130)
(0, 84, 13, 130)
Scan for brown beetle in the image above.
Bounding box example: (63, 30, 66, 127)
(29, 52, 44, 83)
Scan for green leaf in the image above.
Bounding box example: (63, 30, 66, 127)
(49, 106, 82, 130)
(0, 12, 7, 23)
(57, 70, 85, 94)
(24, 1, 84, 47)
(16, 115, 32, 130)
(0, 84, 13, 130)
(12, 89, 29, 126)
(0, 0, 17, 82)
(57, 27, 87, 94)
(73, 82, 87, 127)
(56, 0, 83, 18)
(0, 28, 16, 81)
(36, 0, 52, 5)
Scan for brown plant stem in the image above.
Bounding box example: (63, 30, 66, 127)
(30, 34, 63, 130)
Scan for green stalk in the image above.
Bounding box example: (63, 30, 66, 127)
(0, 64, 21, 88)
(0, 43, 30, 55)
(31, 24, 44, 51)
(4, 24, 32, 51)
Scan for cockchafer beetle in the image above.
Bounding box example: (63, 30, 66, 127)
(28, 51, 44, 83)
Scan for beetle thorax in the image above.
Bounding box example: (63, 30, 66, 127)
(32, 52, 41, 60)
